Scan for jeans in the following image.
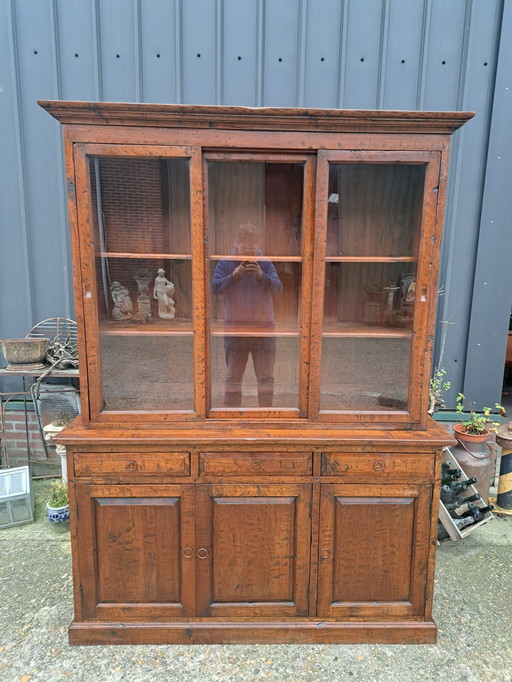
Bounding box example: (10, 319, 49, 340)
(224, 336, 276, 407)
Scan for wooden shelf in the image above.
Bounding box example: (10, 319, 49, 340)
(209, 255, 302, 262)
(96, 252, 191, 260)
(211, 323, 299, 337)
(100, 319, 193, 336)
(325, 256, 417, 263)
(322, 322, 412, 338)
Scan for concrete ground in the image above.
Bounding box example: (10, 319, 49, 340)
(0, 479, 511, 682)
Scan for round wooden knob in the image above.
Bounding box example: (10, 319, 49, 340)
(126, 461, 138, 471)
(373, 461, 384, 472)
(197, 548, 209, 559)
(251, 459, 262, 470)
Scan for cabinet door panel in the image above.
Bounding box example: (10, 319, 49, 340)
(317, 484, 431, 619)
(196, 484, 311, 617)
(76, 485, 195, 620)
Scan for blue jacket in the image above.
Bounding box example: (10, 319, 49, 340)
(211, 248, 283, 327)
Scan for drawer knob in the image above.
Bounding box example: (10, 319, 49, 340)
(126, 461, 138, 472)
(373, 461, 384, 472)
(183, 547, 194, 559)
(251, 459, 262, 470)
(197, 548, 209, 559)
(320, 548, 331, 560)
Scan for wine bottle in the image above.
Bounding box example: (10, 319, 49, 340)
(442, 472, 462, 485)
(459, 504, 494, 522)
(441, 464, 462, 477)
(448, 478, 478, 494)
(437, 516, 475, 541)
(444, 493, 481, 511)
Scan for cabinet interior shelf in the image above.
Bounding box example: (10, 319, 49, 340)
(100, 319, 194, 336)
(209, 255, 303, 262)
(325, 256, 417, 263)
(97, 252, 192, 260)
(99, 321, 412, 339)
(322, 323, 412, 338)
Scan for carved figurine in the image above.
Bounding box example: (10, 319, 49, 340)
(110, 281, 133, 320)
(153, 268, 175, 320)
(133, 273, 152, 321)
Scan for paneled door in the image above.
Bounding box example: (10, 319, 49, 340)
(196, 484, 312, 618)
(317, 484, 432, 619)
(75, 484, 195, 620)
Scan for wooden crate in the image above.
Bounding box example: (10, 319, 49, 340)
(438, 447, 494, 541)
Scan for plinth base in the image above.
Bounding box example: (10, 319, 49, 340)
(69, 620, 438, 645)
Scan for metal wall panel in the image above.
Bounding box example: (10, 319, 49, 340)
(262, 0, 301, 106)
(1, 0, 510, 409)
(302, 0, 344, 108)
(182, 0, 218, 104)
(7, 0, 72, 324)
(436, 0, 505, 405)
(463, 0, 512, 405)
(97, 0, 138, 101)
(342, 0, 384, 109)
(56, 0, 98, 100)
(221, 0, 259, 106)
(0, 0, 33, 341)
(140, 0, 180, 104)
(381, 0, 425, 110)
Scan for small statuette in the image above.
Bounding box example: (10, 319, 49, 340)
(133, 272, 152, 321)
(153, 268, 175, 320)
(110, 281, 133, 320)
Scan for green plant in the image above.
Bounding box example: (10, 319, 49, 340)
(428, 367, 451, 415)
(48, 479, 69, 508)
(455, 393, 505, 435)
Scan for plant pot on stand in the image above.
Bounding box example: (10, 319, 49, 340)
(452, 424, 493, 504)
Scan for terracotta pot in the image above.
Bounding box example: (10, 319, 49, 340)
(453, 423, 490, 444)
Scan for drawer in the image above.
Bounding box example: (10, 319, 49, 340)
(199, 452, 313, 476)
(321, 453, 434, 478)
(73, 452, 191, 477)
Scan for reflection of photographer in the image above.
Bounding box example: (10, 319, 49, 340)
(211, 224, 283, 407)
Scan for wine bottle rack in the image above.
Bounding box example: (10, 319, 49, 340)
(438, 447, 494, 542)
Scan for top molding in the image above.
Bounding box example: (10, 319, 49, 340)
(38, 101, 474, 136)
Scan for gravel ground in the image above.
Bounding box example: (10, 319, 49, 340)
(0, 480, 511, 682)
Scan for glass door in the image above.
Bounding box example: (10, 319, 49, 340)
(310, 151, 441, 425)
(205, 154, 315, 418)
(73, 144, 200, 421)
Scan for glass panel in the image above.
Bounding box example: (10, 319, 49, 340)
(320, 337, 411, 411)
(90, 157, 191, 254)
(324, 263, 417, 332)
(326, 163, 424, 257)
(211, 336, 299, 409)
(88, 156, 194, 412)
(208, 162, 302, 257)
(207, 161, 303, 411)
(100, 335, 194, 411)
(320, 161, 424, 413)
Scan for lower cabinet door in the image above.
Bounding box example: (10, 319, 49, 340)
(317, 484, 432, 619)
(196, 484, 312, 618)
(75, 484, 195, 620)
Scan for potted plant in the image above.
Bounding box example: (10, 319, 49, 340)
(46, 479, 70, 531)
(454, 393, 504, 443)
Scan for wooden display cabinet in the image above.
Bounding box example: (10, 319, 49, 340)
(40, 101, 472, 644)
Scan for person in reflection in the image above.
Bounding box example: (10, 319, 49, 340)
(211, 224, 283, 407)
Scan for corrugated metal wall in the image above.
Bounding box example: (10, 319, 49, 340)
(1, 0, 511, 406)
